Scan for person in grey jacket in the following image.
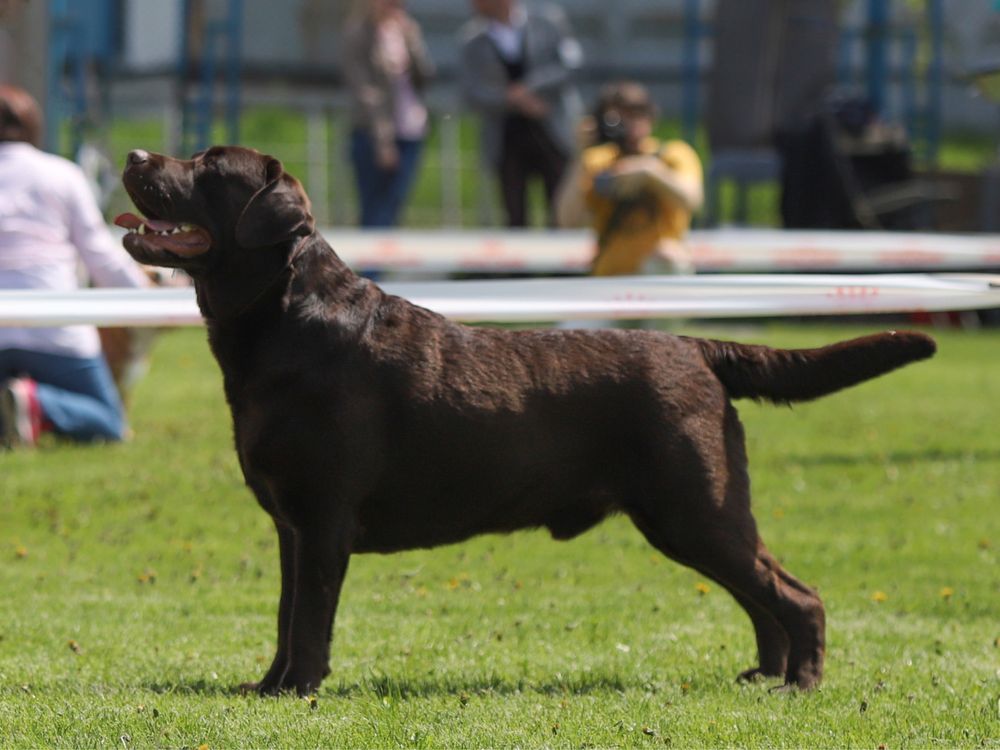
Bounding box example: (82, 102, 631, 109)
(342, 0, 435, 227)
(459, 0, 583, 227)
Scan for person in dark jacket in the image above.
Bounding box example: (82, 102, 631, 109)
(459, 0, 583, 227)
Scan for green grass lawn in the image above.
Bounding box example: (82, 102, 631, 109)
(1, 322, 998, 748)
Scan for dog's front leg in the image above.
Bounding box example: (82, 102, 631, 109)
(272, 525, 351, 696)
(241, 519, 295, 695)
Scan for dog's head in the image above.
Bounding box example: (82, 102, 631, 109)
(116, 146, 315, 273)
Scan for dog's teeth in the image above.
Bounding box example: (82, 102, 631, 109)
(137, 224, 146, 235)
(179, 224, 195, 232)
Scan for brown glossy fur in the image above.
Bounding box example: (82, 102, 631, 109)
(120, 146, 937, 696)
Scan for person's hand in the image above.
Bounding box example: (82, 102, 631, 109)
(614, 155, 659, 176)
(519, 92, 550, 119)
(376, 142, 400, 171)
(506, 84, 549, 119)
(613, 155, 703, 210)
(506, 83, 528, 105)
(609, 156, 658, 197)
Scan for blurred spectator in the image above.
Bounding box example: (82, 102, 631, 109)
(556, 81, 703, 277)
(342, 0, 435, 228)
(0, 84, 150, 448)
(777, 91, 932, 230)
(459, 0, 583, 227)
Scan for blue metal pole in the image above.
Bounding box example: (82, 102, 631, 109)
(225, 0, 243, 145)
(178, 0, 193, 154)
(681, 0, 700, 146)
(196, 24, 218, 150)
(866, 0, 890, 114)
(900, 28, 916, 139)
(925, 0, 943, 164)
(45, 0, 71, 153)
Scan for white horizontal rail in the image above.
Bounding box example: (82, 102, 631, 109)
(2, 274, 998, 327)
(103, 227, 1000, 275)
(313, 228, 1000, 274)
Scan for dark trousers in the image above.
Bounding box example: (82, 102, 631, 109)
(0, 348, 125, 441)
(497, 117, 568, 228)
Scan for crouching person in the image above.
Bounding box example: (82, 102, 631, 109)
(556, 81, 703, 277)
(0, 85, 151, 448)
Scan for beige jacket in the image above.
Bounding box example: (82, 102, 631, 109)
(341, 15, 435, 151)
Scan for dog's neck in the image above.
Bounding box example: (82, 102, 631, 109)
(199, 233, 369, 408)
(197, 232, 367, 338)
(194, 234, 315, 324)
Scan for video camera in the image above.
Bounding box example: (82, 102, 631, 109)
(597, 109, 629, 147)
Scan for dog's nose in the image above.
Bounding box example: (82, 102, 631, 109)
(126, 149, 150, 167)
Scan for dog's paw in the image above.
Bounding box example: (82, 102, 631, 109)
(736, 666, 783, 683)
(769, 672, 822, 692)
(769, 682, 799, 694)
(239, 680, 270, 696)
(279, 669, 326, 697)
(238, 678, 289, 696)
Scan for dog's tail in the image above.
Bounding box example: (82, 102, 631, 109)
(690, 331, 936, 405)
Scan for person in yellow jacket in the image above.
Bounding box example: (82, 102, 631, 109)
(556, 81, 703, 277)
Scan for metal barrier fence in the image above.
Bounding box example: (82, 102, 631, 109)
(101, 94, 499, 231)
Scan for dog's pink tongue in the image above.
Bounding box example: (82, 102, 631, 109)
(114, 213, 143, 230)
(113, 214, 179, 233)
(145, 218, 179, 232)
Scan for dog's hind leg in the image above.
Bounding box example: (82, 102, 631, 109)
(630, 513, 795, 683)
(738, 543, 825, 689)
(628, 406, 824, 689)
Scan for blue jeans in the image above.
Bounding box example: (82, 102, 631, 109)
(349, 130, 424, 228)
(0, 348, 126, 442)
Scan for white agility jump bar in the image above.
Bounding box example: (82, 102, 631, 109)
(320, 228, 1000, 274)
(1, 274, 998, 327)
(105, 227, 1000, 275)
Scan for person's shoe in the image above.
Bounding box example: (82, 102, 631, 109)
(0, 377, 42, 449)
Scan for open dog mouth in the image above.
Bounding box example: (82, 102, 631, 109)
(114, 212, 212, 259)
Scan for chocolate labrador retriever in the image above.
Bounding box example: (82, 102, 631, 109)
(117, 146, 935, 696)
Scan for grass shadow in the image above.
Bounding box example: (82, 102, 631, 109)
(141, 678, 248, 697)
(322, 670, 673, 700)
(784, 448, 1000, 468)
(138, 670, 676, 700)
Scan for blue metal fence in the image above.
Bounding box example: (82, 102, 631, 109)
(44, 0, 946, 196)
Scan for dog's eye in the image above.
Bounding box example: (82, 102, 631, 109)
(194, 147, 227, 168)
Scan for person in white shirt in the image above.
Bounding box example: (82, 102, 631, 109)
(0, 85, 150, 448)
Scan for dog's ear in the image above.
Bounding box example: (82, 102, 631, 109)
(234, 158, 315, 248)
